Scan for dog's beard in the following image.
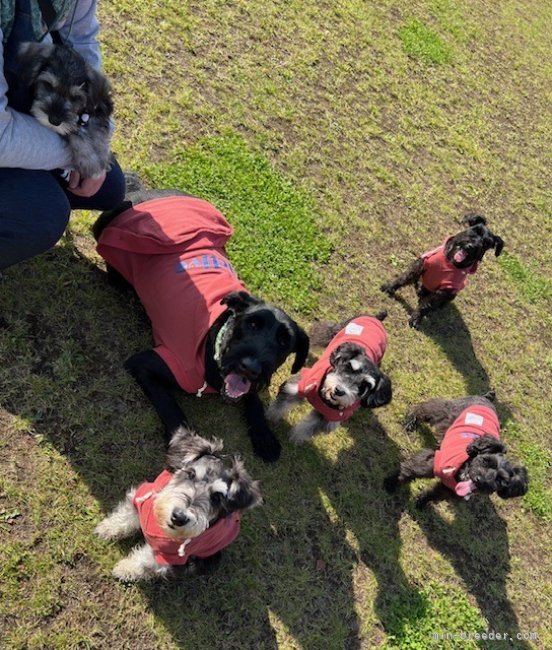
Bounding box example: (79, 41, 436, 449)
(320, 372, 359, 409)
(30, 103, 76, 136)
(153, 494, 212, 539)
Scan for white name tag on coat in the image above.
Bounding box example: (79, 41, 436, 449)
(465, 412, 484, 426)
(345, 322, 364, 336)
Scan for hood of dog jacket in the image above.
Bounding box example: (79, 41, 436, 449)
(296, 316, 388, 422)
(132, 470, 241, 566)
(421, 238, 479, 294)
(96, 196, 247, 395)
(433, 405, 500, 496)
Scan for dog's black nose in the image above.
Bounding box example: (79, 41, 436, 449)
(239, 357, 261, 379)
(49, 115, 62, 126)
(333, 387, 345, 397)
(170, 510, 190, 526)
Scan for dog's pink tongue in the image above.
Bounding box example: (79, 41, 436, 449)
(454, 250, 467, 263)
(455, 480, 475, 497)
(224, 373, 251, 398)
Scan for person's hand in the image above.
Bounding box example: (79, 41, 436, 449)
(67, 170, 106, 197)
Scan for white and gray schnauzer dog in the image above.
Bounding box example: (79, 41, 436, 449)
(268, 312, 392, 444)
(95, 428, 262, 581)
(15, 42, 113, 178)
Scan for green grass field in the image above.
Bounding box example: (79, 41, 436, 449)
(1, 0, 551, 648)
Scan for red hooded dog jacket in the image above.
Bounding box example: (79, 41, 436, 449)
(296, 316, 388, 422)
(421, 239, 479, 294)
(133, 470, 241, 566)
(433, 405, 500, 494)
(96, 196, 247, 395)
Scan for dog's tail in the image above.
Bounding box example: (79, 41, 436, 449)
(309, 321, 342, 347)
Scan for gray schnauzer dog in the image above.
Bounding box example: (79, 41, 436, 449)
(14, 42, 113, 178)
(268, 313, 392, 444)
(384, 391, 528, 508)
(95, 428, 262, 581)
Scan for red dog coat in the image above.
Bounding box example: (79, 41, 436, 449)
(96, 196, 247, 395)
(433, 405, 500, 496)
(421, 239, 479, 294)
(296, 316, 388, 422)
(133, 470, 241, 566)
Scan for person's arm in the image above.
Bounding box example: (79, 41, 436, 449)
(0, 28, 73, 170)
(57, 0, 101, 70)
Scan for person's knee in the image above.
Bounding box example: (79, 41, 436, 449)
(37, 205, 71, 250)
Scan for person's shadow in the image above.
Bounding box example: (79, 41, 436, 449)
(0, 241, 368, 649)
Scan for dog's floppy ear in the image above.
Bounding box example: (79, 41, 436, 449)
(165, 427, 223, 471)
(17, 42, 55, 85)
(222, 457, 263, 512)
(462, 213, 487, 228)
(496, 465, 529, 499)
(466, 434, 506, 458)
(492, 235, 504, 257)
(221, 291, 261, 314)
(86, 67, 114, 119)
(361, 372, 392, 408)
(291, 322, 309, 373)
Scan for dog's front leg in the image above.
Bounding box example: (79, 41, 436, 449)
(243, 393, 281, 462)
(289, 409, 336, 445)
(125, 350, 190, 443)
(384, 448, 435, 493)
(410, 289, 454, 329)
(94, 490, 139, 540)
(415, 482, 450, 509)
(112, 543, 172, 582)
(266, 378, 302, 424)
(381, 258, 424, 296)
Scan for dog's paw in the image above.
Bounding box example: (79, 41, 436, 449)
(252, 431, 282, 463)
(380, 283, 395, 296)
(94, 519, 117, 541)
(383, 474, 399, 494)
(265, 404, 281, 425)
(112, 558, 146, 582)
(288, 426, 312, 446)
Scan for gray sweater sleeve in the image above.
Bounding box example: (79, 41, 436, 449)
(0, 0, 100, 170)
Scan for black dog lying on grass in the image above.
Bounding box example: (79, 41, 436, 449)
(93, 181, 309, 462)
(380, 215, 504, 329)
(384, 391, 528, 507)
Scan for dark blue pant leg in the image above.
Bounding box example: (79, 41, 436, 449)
(0, 168, 71, 270)
(0, 158, 126, 270)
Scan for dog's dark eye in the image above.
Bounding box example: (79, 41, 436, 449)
(210, 492, 224, 506)
(248, 316, 263, 331)
(185, 468, 196, 480)
(40, 80, 54, 91)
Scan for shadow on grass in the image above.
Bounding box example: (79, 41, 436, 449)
(312, 412, 429, 646)
(409, 497, 533, 650)
(0, 244, 369, 648)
